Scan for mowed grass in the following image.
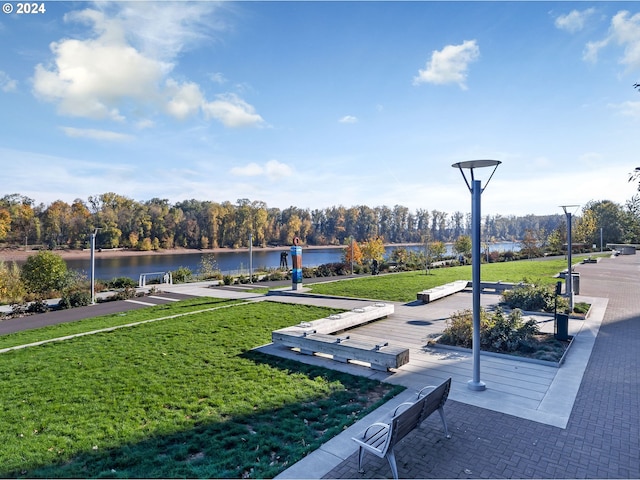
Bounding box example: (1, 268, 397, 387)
(308, 257, 588, 302)
(0, 297, 241, 351)
(0, 300, 403, 478)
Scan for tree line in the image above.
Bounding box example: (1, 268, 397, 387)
(1, 192, 639, 252)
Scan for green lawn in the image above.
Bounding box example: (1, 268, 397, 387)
(307, 257, 589, 302)
(0, 297, 241, 351)
(0, 300, 403, 478)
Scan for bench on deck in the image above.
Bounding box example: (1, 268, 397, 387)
(417, 281, 525, 303)
(352, 377, 451, 479)
(417, 281, 468, 303)
(272, 303, 404, 371)
(272, 329, 409, 371)
(477, 281, 522, 293)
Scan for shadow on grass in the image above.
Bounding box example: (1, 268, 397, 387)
(4, 351, 403, 479)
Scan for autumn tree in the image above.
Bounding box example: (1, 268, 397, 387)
(520, 229, 542, 259)
(361, 237, 385, 263)
(429, 241, 447, 262)
(0, 208, 10, 241)
(0, 260, 25, 303)
(453, 235, 472, 259)
(342, 238, 363, 267)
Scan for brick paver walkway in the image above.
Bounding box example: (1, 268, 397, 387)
(324, 254, 640, 479)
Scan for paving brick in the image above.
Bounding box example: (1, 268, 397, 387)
(322, 255, 640, 479)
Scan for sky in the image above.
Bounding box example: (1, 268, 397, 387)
(1, 1, 640, 217)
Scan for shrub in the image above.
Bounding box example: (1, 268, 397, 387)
(21, 251, 68, 296)
(223, 275, 234, 285)
(106, 277, 137, 289)
(501, 282, 567, 313)
(439, 307, 540, 354)
(439, 309, 488, 348)
(110, 287, 137, 300)
(573, 302, 590, 315)
(267, 270, 285, 281)
(480, 308, 539, 353)
(58, 290, 91, 309)
(171, 266, 192, 284)
(26, 298, 49, 314)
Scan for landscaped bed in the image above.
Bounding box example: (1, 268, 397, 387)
(0, 300, 403, 478)
(431, 307, 576, 364)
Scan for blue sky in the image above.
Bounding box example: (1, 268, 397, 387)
(1, 1, 639, 216)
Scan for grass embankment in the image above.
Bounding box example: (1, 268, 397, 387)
(0, 300, 403, 478)
(307, 257, 590, 302)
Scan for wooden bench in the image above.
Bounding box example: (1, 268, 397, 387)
(271, 303, 404, 371)
(417, 281, 468, 303)
(272, 329, 409, 371)
(352, 377, 451, 479)
(477, 281, 523, 293)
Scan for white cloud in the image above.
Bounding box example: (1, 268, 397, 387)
(203, 93, 265, 128)
(413, 40, 480, 90)
(339, 115, 358, 124)
(165, 80, 204, 120)
(31, 5, 264, 128)
(609, 100, 640, 119)
(209, 72, 228, 84)
(60, 126, 134, 141)
(555, 8, 596, 33)
(33, 9, 169, 120)
(230, 160, 292, 180)
(111, 2, 223, 61)
(230, 162, 263, 177)
(583, 10, 640, 69)
(0, 71, 17, 92)
(264, 159, 293, 179)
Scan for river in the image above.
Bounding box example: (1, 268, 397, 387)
(64, 242, 520, 281)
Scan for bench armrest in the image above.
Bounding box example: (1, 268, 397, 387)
(417, 385, 437, 399)
(392, 402, 415, 417)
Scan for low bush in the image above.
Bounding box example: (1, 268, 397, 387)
(26, 298, 49, 314)
(439, 307, 540, 354)
(171, 266, 192, 283)
(58, 290, 91, 309)
(501, 282, 568, 313)
(106, 277, 137, 289)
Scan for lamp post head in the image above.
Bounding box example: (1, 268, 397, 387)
(559, 205, 580, 215)
(452, 159, 501, 193)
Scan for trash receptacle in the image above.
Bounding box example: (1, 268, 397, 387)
(571, 272, 580, 295)
(556, 313, 569, 341)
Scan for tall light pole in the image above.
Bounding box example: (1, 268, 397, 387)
(90, 228, 101, 305)
(452, 159, 501, 391)
(249, 232, 253, 283)
(600, 227, 603, 253)
(350, 236, 355, 275)
(560, 205, 579, 311)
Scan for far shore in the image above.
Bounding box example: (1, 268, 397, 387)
(0, 243, 426, 263)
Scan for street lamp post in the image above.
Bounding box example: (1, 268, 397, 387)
(560, 205, 579, 311)
(452, 159, 501, 392)
(350, 236, 354, 275)
(249, 232, 253, 283)
(90, 228, 101, 305)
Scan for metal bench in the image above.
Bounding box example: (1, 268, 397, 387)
(352, 377, 451, 479)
